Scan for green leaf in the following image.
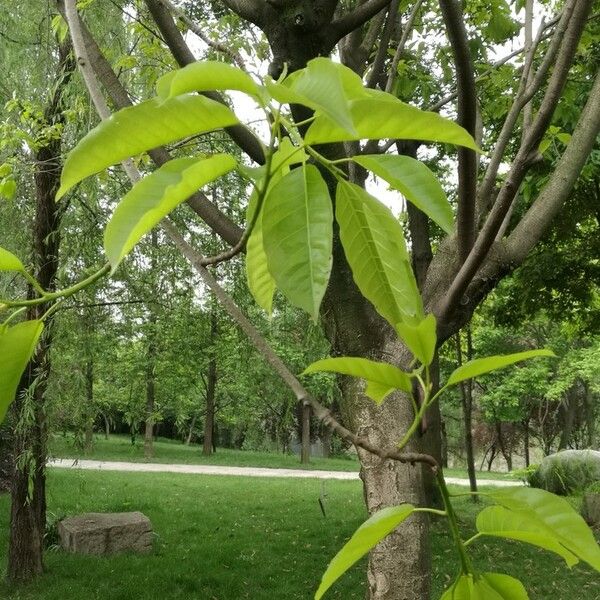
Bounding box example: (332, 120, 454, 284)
(335, 180, 423, 329)
(303, 356, 413, 404)
(0, 163, 12, 178)
(0, 179, 16, 200)
(484, 487, 600, 572)
(539, 138, 551, 155)
(104, 154, 236, 270)
(279, 58, 358, 135)
(445, 349, 555, 387)
(246, 191, 276, 315)
(156, 61, 262, 101)
(315, 504, 415, 599)
(57, 95, 239, 199)
(476, 505, 579, 567)
(440, 573, 528, 600)
(0, 320, 44, 423)
(305, 92, 479, 151)
(395, 314, 437, 366)
(262, 164, 332, 320)
(0, 247, 25, 272)
(353, 154, 453, 234)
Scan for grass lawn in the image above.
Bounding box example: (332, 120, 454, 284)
(0, 470, 598, 599)
(49, 434, 517, 482)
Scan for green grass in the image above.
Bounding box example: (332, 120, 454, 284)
(49, 434, 517, 483)
(0, 470, 598, 599)
(49, 433, 360, 472)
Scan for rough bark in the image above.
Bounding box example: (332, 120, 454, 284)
(8, 41, 74, 583)
(301, 402, 311, 464)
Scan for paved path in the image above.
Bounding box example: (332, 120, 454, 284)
(48, 458, 519, 486)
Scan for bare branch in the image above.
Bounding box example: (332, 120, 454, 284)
(436, 0, 594, 323)
(330, 0, 392, 44)
(439, 0, 478, 262)
(156, 0, 246, 69)
(385, 0, 424, 93)
(144, 0, 265, 165)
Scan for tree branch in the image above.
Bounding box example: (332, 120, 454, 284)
(365, 0, 400, 89)
(506, 69, 600, 264)
(156, 0, 245, 68)
(439, 0, 478, 262)
(220, 0, 264, 27)
(435, 0, 594, 324)
(144, 0, 265, 165)
(330, 0, 392, 44)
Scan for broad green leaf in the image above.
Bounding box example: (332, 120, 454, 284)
(476, 505, 579, 567)
(57, 95, 239, 199)
(485, 487, 600, 572)
(262, 164, 332, 320)
(440, 573, 528, 600)
(303, 356, 413, 403)
(245, 138, 305, 315)
(0, 163, 12, 177)
(0, 247, 25, 272)
(445, 349, 555, 387)
(353, 154, 453, 234)
(104, 154, 236, 270)
(305, 92, 479, 150)
(246, 191, 276, 315)
(0, 320, 44, 423)
(336, 180, 423, 329)
(156, 61, 262, 101)
(396, 314, 437, 366)
(315, 504, 415, 599)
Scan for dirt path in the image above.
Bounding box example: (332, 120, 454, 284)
(48, 458, 519, 486)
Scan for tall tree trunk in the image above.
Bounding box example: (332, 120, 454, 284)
(321, 424, 332, 458)
(203, 307, 218, 456)
(84, 356, 94, 453)
(7, 42, 73, 583)
(0, 422, 12, 493)
(558, 390, 576, 450)
(523, 418, 530, 467)
(456, 329, 478, 498)
(301, 402, 311, 464)
(186, 414, 197, 445)
(583, 382, 595, 448)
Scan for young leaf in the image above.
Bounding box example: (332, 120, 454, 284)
(315, 505, 415, 599)
(303, 356, 413, 403)
(57, 95, 239, 199)
(261, 164, 333, 320)
(0, 320, 44, 423)
(246, 191, 276, 315)
(395, 314, 437, 367)
(483, 487, 600, 572)
(353, 154, 453, 234)
(336, 180, 423, 329)
(305, 93, 479, 151)
(156, 61, 262, 101)
(0, 247, 25, 272)
(445, 349, 555, 387)
(104, 154, 236, 270)
(440, 573, 529, 600)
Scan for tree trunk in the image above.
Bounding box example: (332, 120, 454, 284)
(84, 356, 94, 453)
(186, 414, 197, 445)
(523, 418, 530, 467)
(301, 402, 311, 464)
(558, 390, 576, 450)
(456, 330, 478, 498)
(203, 308, 218, 456)
(321, 424, 332, 458)
(583, 382, 595, 448)
(7, 42, 73, 583)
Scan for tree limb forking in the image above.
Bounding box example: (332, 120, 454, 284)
(329, 0, 392, 45)
(63, 0, 439, 475)
(435, 0, 595, 325)
(365, 0, 400, 89)
(144, 0, 265, 165)
(439, 0, 478, 263)
(57, 0, 244, 247)
(219, 0, 264, 27)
